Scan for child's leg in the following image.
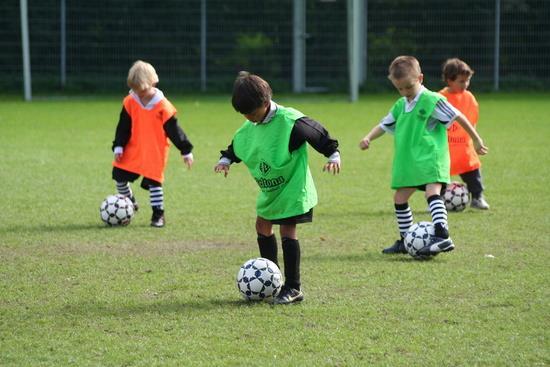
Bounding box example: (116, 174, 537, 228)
(149, 185, 164, 227)
(460, 169, 484, 199)
(116, 181, 133, 198)
(425, 184, 449, 238)
(383, 188, 416, 254)
(256, 217, 278, 266)
(279, 225, 300, 291)
(112, 167, 139, 209)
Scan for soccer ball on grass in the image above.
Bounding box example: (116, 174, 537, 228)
(404, 221, 435, 259)
(99, 194, 134, 226)
(236, 258, 282, 301)
(443, 182, 469, 212)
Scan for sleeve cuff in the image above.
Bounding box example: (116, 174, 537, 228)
(114, 146, 123, 154)
(218, 157, 232, 166)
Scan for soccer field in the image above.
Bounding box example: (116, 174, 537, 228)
(0, 93, 548, 366)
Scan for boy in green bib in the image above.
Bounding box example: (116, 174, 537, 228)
(359, 56, 488, 256)
(215, 72, 341, 304)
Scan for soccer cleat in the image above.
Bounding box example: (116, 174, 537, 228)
(130, 196, 139, 212)
(382, 239, 407, 254)
(150, 209, 165, 228)
(417, 236, 454, 256)
(274, 286, 304, 305)
(471, 196, 490, 210)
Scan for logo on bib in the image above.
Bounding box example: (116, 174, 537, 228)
(259, 161, 271, 176)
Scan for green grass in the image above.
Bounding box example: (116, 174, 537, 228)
(0, 93, 548, 366)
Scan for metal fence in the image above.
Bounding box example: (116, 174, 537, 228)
(1, 0, 549, 97)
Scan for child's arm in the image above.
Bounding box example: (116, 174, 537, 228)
(290, 117, 340, 175)
(359, 125, 385, 150)
(214, 141, 240, 177)
(112, 107, 132, 162)
(454, 114, 489, 155)
(164, 117, 194, 169)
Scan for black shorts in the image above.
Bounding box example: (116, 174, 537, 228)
(112, 167, 161, 190)
(411, 182, 447, 192)
(268, 209, 313, 225)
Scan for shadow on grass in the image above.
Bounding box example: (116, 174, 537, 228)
(306, 250, 445, 264)
(60, 297, 276, 317)
(0, 222, 154, 234)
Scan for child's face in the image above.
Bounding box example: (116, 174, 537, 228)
(132, 86, 155, 100)
(391, 74, 423, 100)
(446, 74, 471, 93)
(243, 102, 270, 123)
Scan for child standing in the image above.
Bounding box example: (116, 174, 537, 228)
(215, 71, 341, 304)
(111, 60, 194, 227)
(359, 56, 488, 256)
(439, 58, 490, 209)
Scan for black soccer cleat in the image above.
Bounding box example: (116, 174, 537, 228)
(130, 196, 139, 212)
(150, 209, 165, 228)
(382, 239, 407, 254)
(274, 286, 304, 305)
(417, 236, 454, 256)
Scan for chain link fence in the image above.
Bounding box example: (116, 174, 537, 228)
(1, 0, 549, 96)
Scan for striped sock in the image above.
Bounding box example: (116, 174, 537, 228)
(427, 195, 449, 238)
(149, 186, 164, 210)
(116, 181, 133, 198)
(395, 202, 413, 238)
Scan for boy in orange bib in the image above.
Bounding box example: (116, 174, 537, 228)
(439, 58, 490, 209)
(111, 60, 194, 227)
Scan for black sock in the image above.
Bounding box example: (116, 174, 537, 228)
(282, 237, 301, 290)
(257, 234, 278, 267)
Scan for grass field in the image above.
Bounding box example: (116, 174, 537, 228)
(0, 93, 548, 366)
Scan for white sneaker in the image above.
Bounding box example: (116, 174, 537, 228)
(471, 196, 490, 210)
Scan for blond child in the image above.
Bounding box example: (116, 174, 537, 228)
(111, 60, 194, 227)
(359, 56, 488, 256)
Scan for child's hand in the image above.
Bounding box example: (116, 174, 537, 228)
(474, 140, 489, 155)
(323, 162, 340, 175)
(183, 153, 194, 169)
(323, 152, 341, 175)
(214, 163, 230, 177)
(114, 146, 123, 162)
(359, 137, 370, 150)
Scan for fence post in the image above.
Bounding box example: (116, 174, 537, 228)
(20, 0, 32, 101)
(494, 0, 500, 91)
(293, 0, 306, 93)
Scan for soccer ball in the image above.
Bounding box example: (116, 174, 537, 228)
(99, 194, 134, 226)
(236, 258, 282, 301)
(404, 221, 435, 259)
(443, 182, 469, 212)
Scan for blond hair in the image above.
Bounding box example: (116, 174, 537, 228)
(127, 60, 159, 91)
(388, 56, 421, 80)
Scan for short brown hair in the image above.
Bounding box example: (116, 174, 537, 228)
(231, 71, 272, 114)
(127, 60, 159, 91)
(442, 58, 474, 82)
(388, 56, 421, 80)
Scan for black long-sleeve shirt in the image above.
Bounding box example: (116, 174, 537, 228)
(112, 107, 193, 155)
(219, 116, 339, 163)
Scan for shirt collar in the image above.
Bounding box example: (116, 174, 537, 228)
(404, 85, 425, 113)
(258, 100, 278, 124)
(130, 88, 164, 110)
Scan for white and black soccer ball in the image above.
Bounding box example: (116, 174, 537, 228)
(99, 194, 134, 226)
(443, 182, 470, 212)
(236, 258, 282, 301)
(404, 221, 435, 259)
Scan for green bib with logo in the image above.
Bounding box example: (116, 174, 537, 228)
(390, 90, 450, 188)
(233, 106, 318, 219)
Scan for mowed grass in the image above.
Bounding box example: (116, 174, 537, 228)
(0, 93, 548, 366)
